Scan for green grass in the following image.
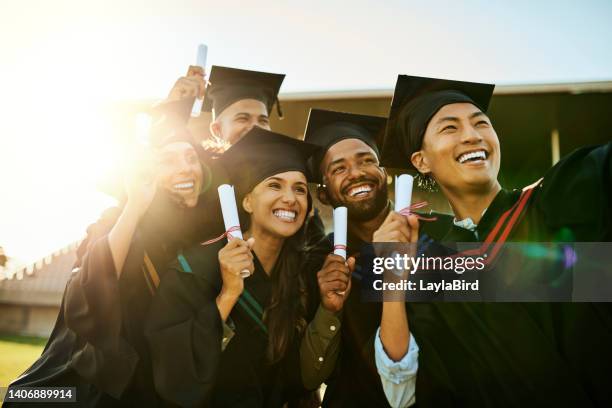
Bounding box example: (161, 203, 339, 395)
(0, 334, 47, 388)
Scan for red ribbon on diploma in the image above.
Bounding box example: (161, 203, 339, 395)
(398, 201, 438, 222)
(200, 226, 242, 246)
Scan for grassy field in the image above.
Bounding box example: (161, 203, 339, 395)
(0, 335, 46, 388)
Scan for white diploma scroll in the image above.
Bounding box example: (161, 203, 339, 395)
(217, 184, 250, 278)
(191, 43, 208, 117)
(218, 184, 243, 240)
(333, 206, 348, 259)
(394, 174, 414, 213)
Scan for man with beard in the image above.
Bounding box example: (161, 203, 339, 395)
(301, 109, 452, 407)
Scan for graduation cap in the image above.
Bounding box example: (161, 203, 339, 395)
(303, 108, 387, 183)
(220, 127, 319, 196)
(381, 75, 495, 169)
(202, 66, 285, 118)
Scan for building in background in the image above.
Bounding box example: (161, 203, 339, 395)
(0, 243, 78, 337)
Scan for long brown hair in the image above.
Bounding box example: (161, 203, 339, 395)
(238, 191, 313, 364)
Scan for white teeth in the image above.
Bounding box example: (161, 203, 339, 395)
(273, 210, 296, 221)
(348, 185, 373, 197)
(458, 150, 487, 164)
(173, 181, 194, 190)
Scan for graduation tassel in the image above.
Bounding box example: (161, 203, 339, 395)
(276, 97, 284, 119)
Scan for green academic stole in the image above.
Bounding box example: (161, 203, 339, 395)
(177, 253, 268, 335)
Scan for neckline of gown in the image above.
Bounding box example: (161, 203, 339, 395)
(444, 188, 522, 242)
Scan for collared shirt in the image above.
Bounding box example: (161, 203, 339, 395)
(375, 328, 419, 408)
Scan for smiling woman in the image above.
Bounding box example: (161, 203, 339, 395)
(144, 126, 324, 407)
(3, 98, 229, 405)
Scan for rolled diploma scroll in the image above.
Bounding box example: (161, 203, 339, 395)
(333, 206, 348, 295)
(217, 184, 250, 278)
(393, 174, 414, 277)
(333, 207, 347, 259)
(191, 44, 208, 117)
(395, 174, 414, 212)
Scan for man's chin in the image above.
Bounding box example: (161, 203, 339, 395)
(345, 199, 383, 221)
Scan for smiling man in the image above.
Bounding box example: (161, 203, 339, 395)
(202, 65, 284, 145)
(300, 109, 452, 408)
(379, 74, 612, 406)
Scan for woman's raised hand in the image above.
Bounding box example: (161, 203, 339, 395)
(218, 237, 255, 298)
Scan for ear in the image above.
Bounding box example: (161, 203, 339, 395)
(209, 120, 222, 139)
(411, 150, 431, 175)
(317, 185, 330, 206)
(242, 193, 253, 214)
(380, 166, 388, 183)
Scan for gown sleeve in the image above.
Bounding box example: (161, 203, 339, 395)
(63, 207, 133, 349)
(536, 142, 612, 241)
(61, 207, 141, 398)
(145, 262, 224, 407)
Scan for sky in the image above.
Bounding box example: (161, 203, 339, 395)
(0, 0, 611, 267)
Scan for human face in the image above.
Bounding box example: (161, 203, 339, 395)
(243, 171, 308, 239)
(320, 138, 388, 221)
(211, 99, 271, 145)
(156, 142, 203, 208)
(412, 103, 501, 195)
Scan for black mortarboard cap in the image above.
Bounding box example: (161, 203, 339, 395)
(202, 66, 285, 118)
(303, 108, 387, 184)
(220, 127, 319, 197)
(381, 75, 494, 169)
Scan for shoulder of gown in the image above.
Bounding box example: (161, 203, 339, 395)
(534, 142, 612, 240)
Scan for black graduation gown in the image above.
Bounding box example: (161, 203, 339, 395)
(145, 241, 308, 408)
(4, 188, 226, 407)
(3, 206, 155, 407)
(407, 142, 612, 407)
(320, 209, 453, 408)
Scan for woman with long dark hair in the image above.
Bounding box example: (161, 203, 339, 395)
(145, 127, 323, 407)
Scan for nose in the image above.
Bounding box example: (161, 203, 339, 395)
(175, 156, 193, 176)
(347, 162, 366, 180)
(280, 187, 297, 205)
(460, 124, 483, 145)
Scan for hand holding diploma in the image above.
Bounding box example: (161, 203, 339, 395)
(316, 206, 354, 311)
(317, 254, 355, 313)
(373, 175, 418, 244)
(166, 44, 207, 104)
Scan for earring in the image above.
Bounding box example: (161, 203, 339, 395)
(416, 173, 438, 192)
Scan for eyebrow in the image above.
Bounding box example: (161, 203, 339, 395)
(233, 112, 269, 119)
(325, 150, 376, 172)
(436, 110, 487, 125)
(266, 176, 306, 185)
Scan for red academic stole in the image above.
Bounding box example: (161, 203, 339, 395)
(458, 179, 542, 265)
